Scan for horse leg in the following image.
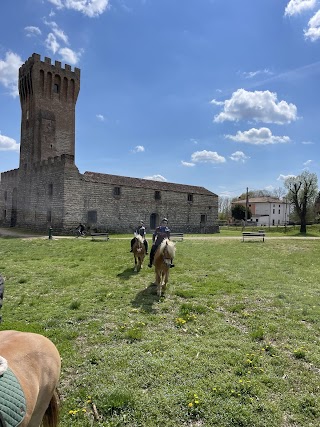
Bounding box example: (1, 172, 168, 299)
(42, 388, 60, 427)
(163, 267, 169, 293)
(134, 255, 137, 272)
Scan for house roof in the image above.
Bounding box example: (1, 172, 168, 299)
(233, 197, 285, 204)
(83, 171, 218, 196)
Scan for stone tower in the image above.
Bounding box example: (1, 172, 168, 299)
(19, 53, 80, 168)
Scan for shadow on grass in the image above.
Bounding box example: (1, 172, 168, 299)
(131, 283, 159, 313)
(117, 268, 137, 280)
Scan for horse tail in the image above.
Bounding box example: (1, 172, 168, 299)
(42, 388, 60, 427)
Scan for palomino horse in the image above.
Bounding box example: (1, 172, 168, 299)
(154, 238, 176, 297)
(132, 234, 146, 272)
(0, 330, 61, 427)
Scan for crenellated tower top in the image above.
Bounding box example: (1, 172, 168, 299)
(19, 53, 80, 168)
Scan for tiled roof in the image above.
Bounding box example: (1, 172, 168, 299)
(83, 171, 217, 196)
(233, 197, 285, 204)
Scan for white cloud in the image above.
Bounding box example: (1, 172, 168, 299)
(285, 0, 316, 16)
(48, 0, 110, 17)
(132, 145, 145, 153)
(96, 114, 105, 121)
(45, 33, 60, 54)
(213, 89, 298, 124)
(25, 26, 42, 37)
(58, 47, 81, 65)
(144, 174, 167, 182)
(301, 140, 314, 144)
(191, 150, 226, 164)
(0, 52, 22, 97)
(48, 0, 64, 7)
(0, 133, 20, 151)
(241, 69, 273, 79)
(304, 10, 320, 41)
(277, 174, 296, 181)
(225, 127, 291, 145)
(229, 151, 250, 163)
(44, 20, 69, 44)
(181, 161, 195, 167)
(210, 99, 224, 106)
(303, 159, 313, 166)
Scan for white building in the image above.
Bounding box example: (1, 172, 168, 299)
(232, 197, 289, 226)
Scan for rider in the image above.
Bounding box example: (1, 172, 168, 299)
(76, 223, 85, 236)
(148, 218, 174, 268)
(130, 220, 148, 254)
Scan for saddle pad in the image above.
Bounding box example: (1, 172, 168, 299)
(0, 367, 26, 427)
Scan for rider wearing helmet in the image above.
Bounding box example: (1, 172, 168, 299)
(130, 220, 148, 254)
(148, 218, 174, 268)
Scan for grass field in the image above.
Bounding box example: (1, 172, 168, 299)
(0, 232, 320, 426)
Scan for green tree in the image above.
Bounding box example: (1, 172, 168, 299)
(284, 171, 318, 233)
(231, 204, 252, 221)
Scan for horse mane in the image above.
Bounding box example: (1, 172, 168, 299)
(134, 234, 144, 244)
(159, 238, 176, 258)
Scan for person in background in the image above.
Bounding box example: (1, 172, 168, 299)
(148, 218, 174, 268)
(76, 223, 85, 237)
(130, 220, 148, 254)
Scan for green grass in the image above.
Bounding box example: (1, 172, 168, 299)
(1, 235, 320, 426)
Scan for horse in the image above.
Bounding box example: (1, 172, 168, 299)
(132, 234, 146, 272)
(0, 330, 61, 427)
(153, 238, 176, 297)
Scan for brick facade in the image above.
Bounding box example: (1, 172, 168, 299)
(0, 53, 218, 234)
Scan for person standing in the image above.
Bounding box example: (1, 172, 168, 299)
(130, 220, 148, 254)
(148, 218, 174, 268)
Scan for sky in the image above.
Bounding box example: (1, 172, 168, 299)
(0, 0, 320, 198)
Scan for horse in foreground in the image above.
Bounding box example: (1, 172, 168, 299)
(154, 238, 176, 296)
(0, 330, 61, 427)
(132, 234, 146, 272)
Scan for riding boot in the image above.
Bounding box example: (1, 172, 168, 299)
(148, 253, 154, 268)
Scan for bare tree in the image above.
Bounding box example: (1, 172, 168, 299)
(284, 171, 318, 233)
(218, 196, 232, 220)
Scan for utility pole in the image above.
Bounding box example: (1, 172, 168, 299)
(245, 187, 249, 225)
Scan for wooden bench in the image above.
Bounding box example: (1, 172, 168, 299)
(242, 231, 265, 242)
(170, 233, 184, 241)
(91, 233, 109, 241)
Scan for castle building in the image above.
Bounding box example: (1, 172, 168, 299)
(0, 53, 218, 234)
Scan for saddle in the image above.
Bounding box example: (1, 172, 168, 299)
(0, 358, 26, 427)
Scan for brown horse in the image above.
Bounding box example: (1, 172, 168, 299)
(154, 238, 176, 297)
(0, 330, 61, 427)
(132, 234, 146, 272)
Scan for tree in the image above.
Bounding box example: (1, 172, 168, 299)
(231, 204, 252, 221)
(284, 171, 318, 233)
(218, 196, 232, 220)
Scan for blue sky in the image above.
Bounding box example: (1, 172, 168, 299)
(0, 0, 320, 197)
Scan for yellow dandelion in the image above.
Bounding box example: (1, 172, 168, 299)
(188, 402, 193, 408)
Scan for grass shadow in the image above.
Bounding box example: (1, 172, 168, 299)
(117, 268, 136, 280)
(131, 283, 159, 313)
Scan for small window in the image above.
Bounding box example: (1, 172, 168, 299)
(88, 210, 97, 223)
(47, 210, 52, 222)
(53, 84, 59, 93)
(48, 183, 53, 197)
(278, 209, 281, 214)
(187, 194, 193, 202)
(155, 191, 161, 200)
(4, 191, 7, 201)
(113, 187, 121, 196)
(273, 209, 275, 214)
(4, 209, 6, 219)
(200, 214, 206, 224)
